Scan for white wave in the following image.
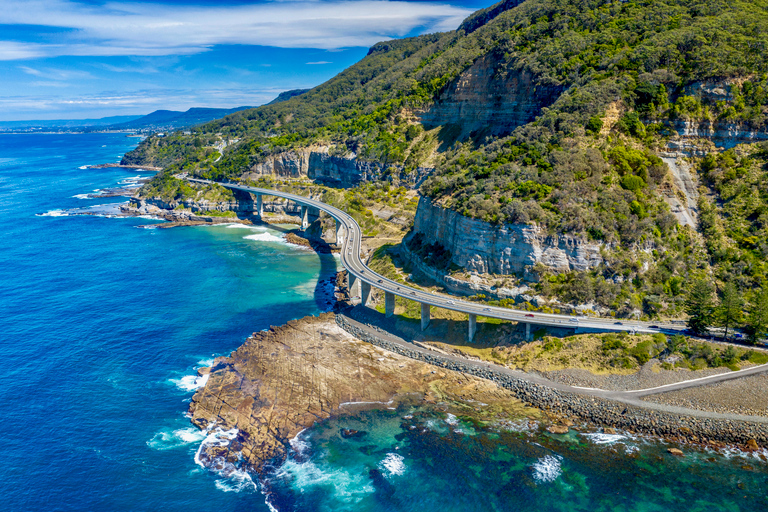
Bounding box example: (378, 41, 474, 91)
(445, 413, 459, 426)
(170, 373, 209, 392)
(136, 215, 164, 220)
(272, 458, 374, 497)
(214, 470, 258, 493)
(224, 223, 265, 230)
(289, 429, 310, 458)
(147, 427, 206, 451)
(339, 399, 394, 407)
(72, 193, 91, 199)
(197, 358, 215, 367)
(244, 232, 285, 243)
(78, 165, 88, 169)
(379, 453, 405, 477)
(194, 427, 258, 494)
(582, 432, 629, 445)
(119, 176, 143, 185)
(193, 426, 239, 467)
(38, 209, 68, 217)
(531, 455, 562, 483)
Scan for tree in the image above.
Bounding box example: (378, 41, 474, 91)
(685, 279, 715, 335)
(747, 287, 768, 344)
(716, 280, 743, 341)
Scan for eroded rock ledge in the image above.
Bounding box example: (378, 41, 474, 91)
(189, 313, 535, 474)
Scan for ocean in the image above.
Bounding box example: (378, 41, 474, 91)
(1, 133, 766, 511)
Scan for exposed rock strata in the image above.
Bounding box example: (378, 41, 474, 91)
(241, 146, 433, 187)
(188, 314, 534, 473)
(418, 53, 562, 136)
(412, 196, 605, 278)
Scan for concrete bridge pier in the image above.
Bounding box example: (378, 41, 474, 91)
(361, 281, 371, 307)
(525, 322, 531, 341)
(384, 291, 395, 317)
(420, 303, 431, 331)
(256, 194, 263, 218)
(335, 220, 341, 246)
(300, 205, 309, 230)
(349, 273, 360, 303)
(468, 313, 477, 342)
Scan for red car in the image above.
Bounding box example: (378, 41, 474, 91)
(525, 314, 535, 318)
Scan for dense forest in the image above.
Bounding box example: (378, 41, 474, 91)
(128, 0, 768, 322)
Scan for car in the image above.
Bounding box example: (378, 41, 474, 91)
(483, 307, 491, 312)
(377, 279, 383, 283)
(614, 322, 623, 325)
(569, 318, 579, 323)
(649, 325, 659, 329)
(525, 314, 534, 318)
(447, 300, 455, 305)
(410, 292, 416, 296)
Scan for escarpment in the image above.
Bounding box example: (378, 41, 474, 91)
(410, 196, 605, 279)
(417, 52, 562, 136)
(241, 146, 433, 187)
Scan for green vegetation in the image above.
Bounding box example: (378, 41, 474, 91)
(685, 279, 715, 334)
(453, 330, 756, 374)
(127, 0, 768, 322)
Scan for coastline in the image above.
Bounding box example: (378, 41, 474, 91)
(88, 162, 162, 171)
(176, 210, 768, 482)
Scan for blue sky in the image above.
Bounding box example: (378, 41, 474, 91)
(0, 0, 491, 121)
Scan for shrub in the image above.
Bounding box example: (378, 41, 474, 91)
(586, 116, 603, 134)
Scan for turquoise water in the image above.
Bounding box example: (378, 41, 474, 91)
(1, 133, 766, 511)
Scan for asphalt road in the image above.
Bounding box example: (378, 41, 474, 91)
(188, 178, 687, 336)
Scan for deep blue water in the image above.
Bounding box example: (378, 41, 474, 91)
(1, 133, 767, 512)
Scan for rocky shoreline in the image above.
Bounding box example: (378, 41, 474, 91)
(335, 314, 768, 452)
(188, 314, 539, 474)
(88, 162, 162, 171)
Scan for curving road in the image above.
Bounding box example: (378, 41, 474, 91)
(188, 178, 687, 337)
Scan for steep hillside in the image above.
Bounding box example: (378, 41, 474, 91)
(128, 0, 768, 320)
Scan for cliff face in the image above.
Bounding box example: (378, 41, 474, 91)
(417, 53, 562, 135)
(411, 197, 604, 279)
(242, 146, 432, 188)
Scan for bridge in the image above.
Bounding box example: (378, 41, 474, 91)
(188, 178, 686, 341)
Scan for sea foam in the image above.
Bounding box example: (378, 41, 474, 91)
(531, 455, 563, 483)
(379, 453, 406, 477)
(244, 232, 285, 243)
(147, 427, 206, 451)
(170, 373, 209, 392)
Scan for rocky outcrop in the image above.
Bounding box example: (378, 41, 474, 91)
(242, 146, 432, 188)
(336, 314, 768, 447)
(399, 241, 534, 301)
(411, 197, 604, 279)
(659, 156, 699, 228)
(188, 314, 533, 473)
(667, 120, 768, 149)
(417, 53, 562, 136)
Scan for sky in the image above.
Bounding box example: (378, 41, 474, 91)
(0, 0, 492, 121)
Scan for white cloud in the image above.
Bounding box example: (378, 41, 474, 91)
(0, 0, 471, 59)
(306, 61, 332, 65)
